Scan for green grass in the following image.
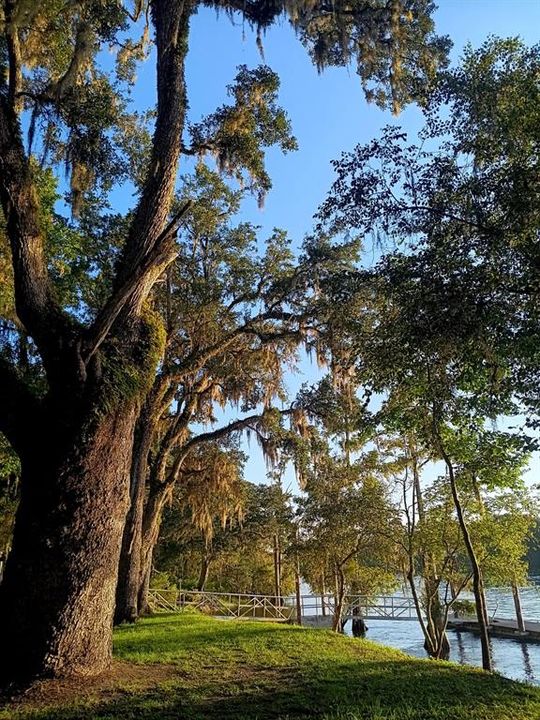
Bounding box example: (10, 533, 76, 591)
(3, 612, 540, 719)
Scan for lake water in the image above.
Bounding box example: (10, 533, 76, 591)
(342, 583, 540, 685)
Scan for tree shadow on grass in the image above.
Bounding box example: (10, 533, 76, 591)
(7, 658, 540, 720)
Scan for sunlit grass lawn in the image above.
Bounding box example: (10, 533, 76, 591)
(3, 611, 540, 719)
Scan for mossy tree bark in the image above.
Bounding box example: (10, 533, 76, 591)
(138, 483, 170, 613)
(0, 403, 138, 679)
(115, 408, 270, 620)
(115, 406, 157, 625)
(114, 374, 174, 625)
(0, 0, 192, 683)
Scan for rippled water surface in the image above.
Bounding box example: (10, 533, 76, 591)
(344, 584, 540, 685)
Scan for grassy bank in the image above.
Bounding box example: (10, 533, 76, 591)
(2, 612, 540, 719)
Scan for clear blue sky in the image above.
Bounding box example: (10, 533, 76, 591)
(179, 0, 540, 245)
(126, 1, 540, 488)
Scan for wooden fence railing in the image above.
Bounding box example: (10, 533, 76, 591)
(147, 589, 419, 621)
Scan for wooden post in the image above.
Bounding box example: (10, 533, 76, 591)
(512, 582, 526, 633)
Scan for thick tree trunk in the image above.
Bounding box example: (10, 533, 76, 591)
(0, 0, 191, 687)
(0, 405, 138, 682)
(138, 547, 153, 616)
(0, 472, 18, 583)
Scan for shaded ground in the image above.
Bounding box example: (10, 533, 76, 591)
(1, 660, 178, 711)
(2, 612, 540, 719)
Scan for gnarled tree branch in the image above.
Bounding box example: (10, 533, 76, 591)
(0, 94, 72, 363)
(84, 202, 192, 361)
(4, 0, 22, 110)
(114, 0, 193, 293)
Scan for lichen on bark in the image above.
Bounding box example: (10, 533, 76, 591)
(98, 308, 167, 416)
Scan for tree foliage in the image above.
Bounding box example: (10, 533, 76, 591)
(0, 0, 449, 681)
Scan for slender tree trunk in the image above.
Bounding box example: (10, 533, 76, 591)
(114, 469, 145, 624)
(295, 565, 302, 625)
(332, 565, 346, 632)
(425, 578, 450, 660)
(444, 455, 492, 671)
(197, 550, 211, 591)
(294, 534, 302, 625)
(407, 450, 450, 660)
(273, 533, 282, 605)
(0, 404, 138, 681)
(435, 608, 451, 659)
(407, 569, 434, 657)
(406, 563, 449, 660)
(450, 581, 459, 618)
(512, 582, 526, 633)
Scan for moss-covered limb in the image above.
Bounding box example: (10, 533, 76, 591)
(96, 308, 167, 417)
(3, 613, 540, 720)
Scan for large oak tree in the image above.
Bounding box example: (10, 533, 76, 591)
(0, 0, 447, 682)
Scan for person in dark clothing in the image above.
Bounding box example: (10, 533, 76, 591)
(351, 606, 368, 637)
